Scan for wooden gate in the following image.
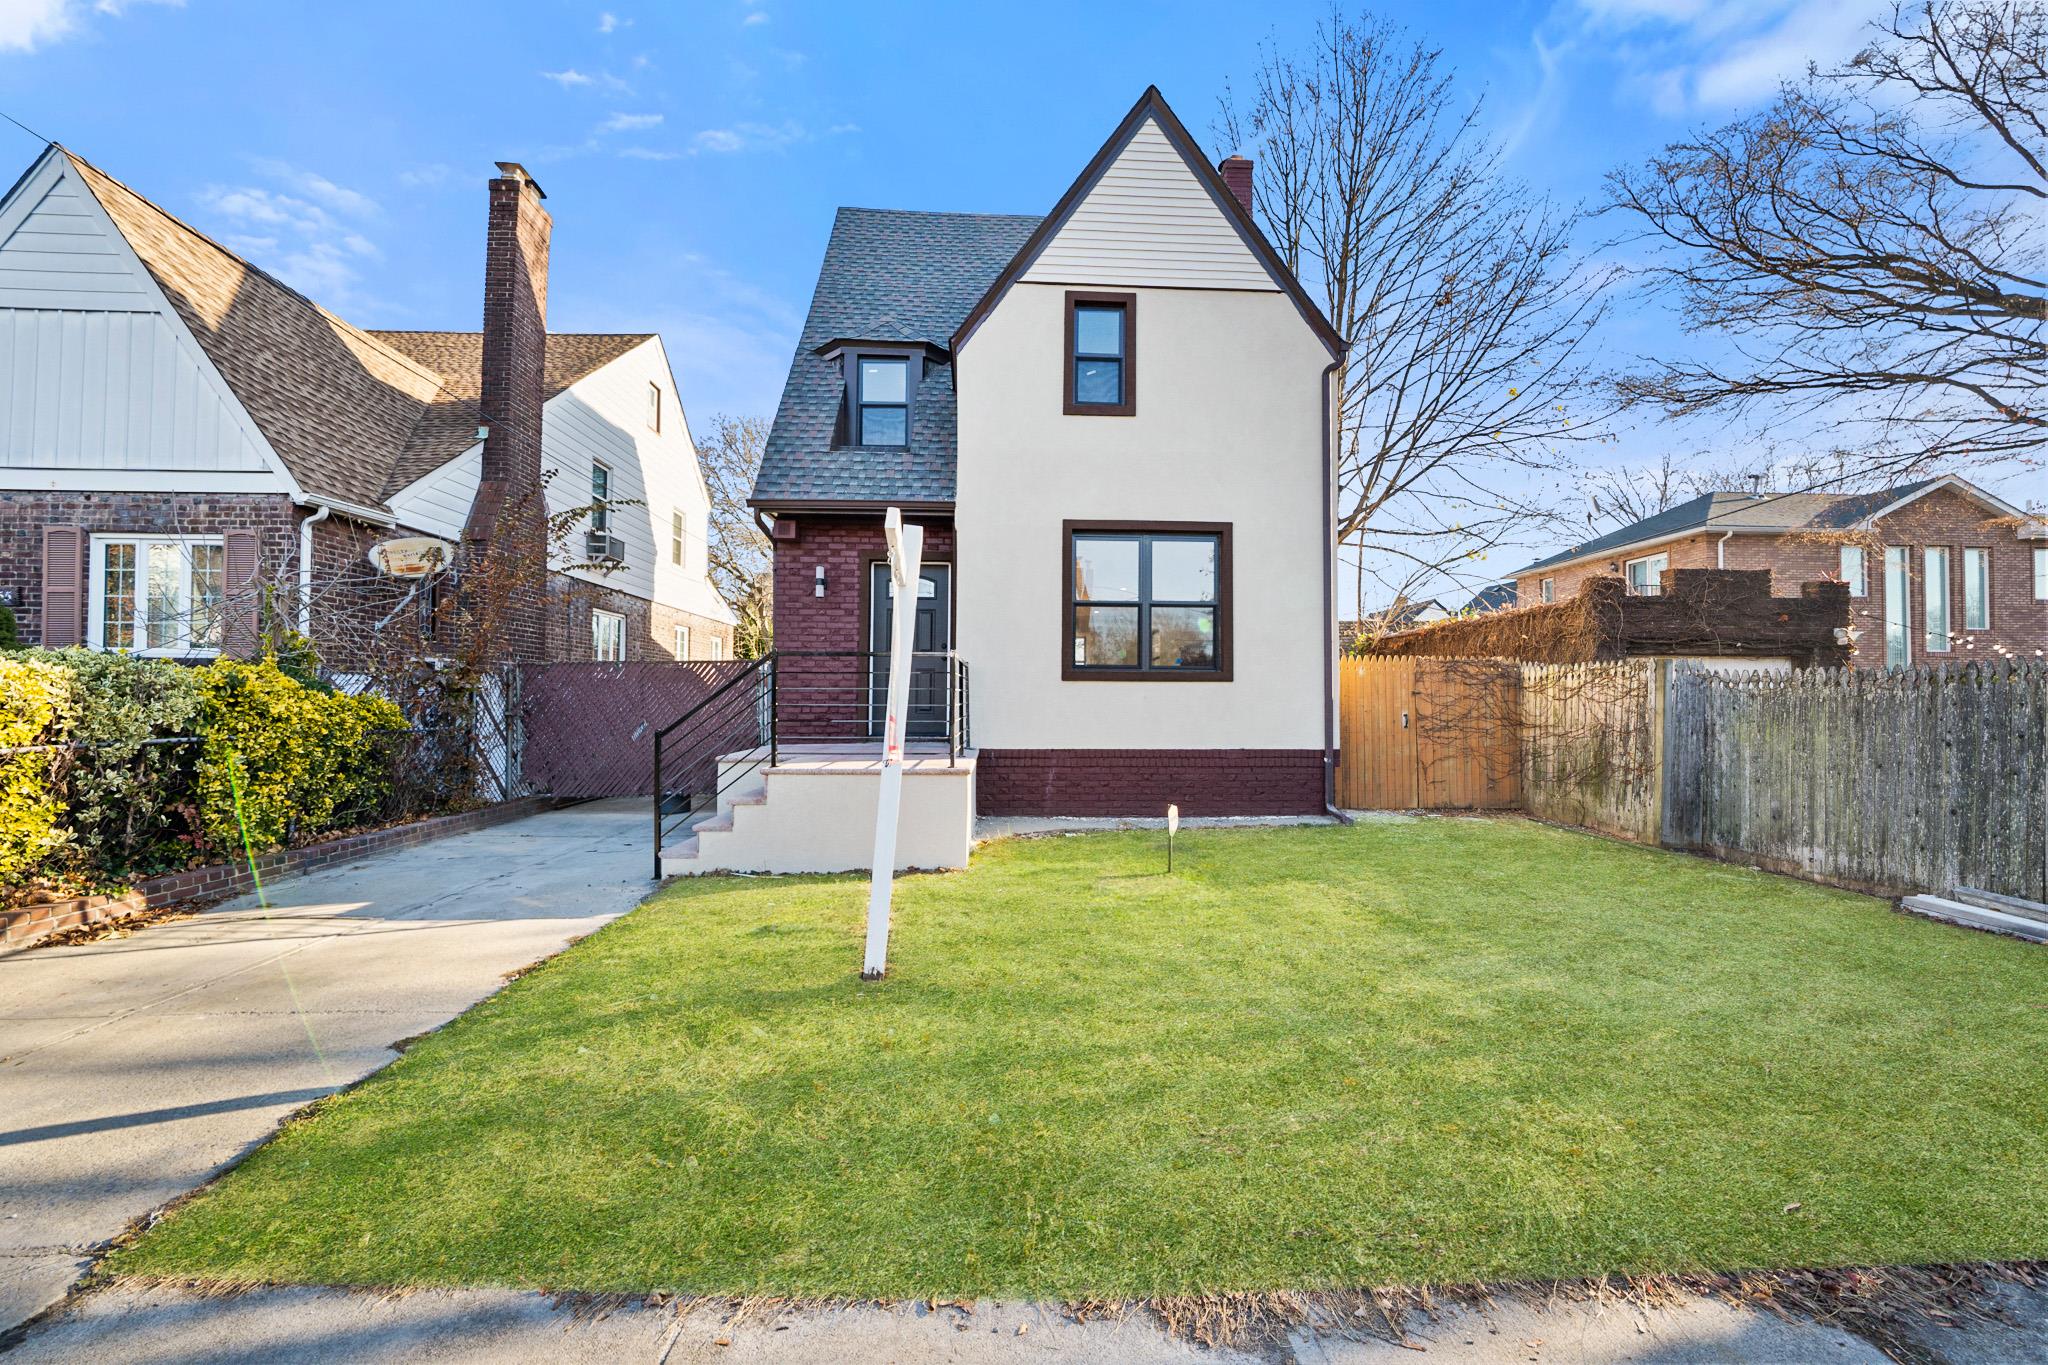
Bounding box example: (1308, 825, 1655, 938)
(1335, 657, 1521, 810)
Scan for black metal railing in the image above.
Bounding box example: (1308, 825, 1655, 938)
(650, 650, 971, 878)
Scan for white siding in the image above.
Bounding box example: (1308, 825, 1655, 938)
(1018, 117, 1277, 292)
(387, 443, 481, 540)
(545, 338, 734, 626)
(0, 150, 288, 489)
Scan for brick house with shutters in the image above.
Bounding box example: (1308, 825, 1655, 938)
(1512, 476, 2046, 669)
(0, 145, 734, 668)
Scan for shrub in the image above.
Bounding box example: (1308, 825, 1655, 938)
(40, 649, 209, 876)
(0, 654, 78, 885)
(196, 658, 407, 854)
(0, 604, 20, 651)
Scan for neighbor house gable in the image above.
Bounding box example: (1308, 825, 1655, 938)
(952, 87, 1342, 358)
(0, 145, 298, 496)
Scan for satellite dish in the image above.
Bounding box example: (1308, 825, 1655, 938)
(367, 536, 454, 577)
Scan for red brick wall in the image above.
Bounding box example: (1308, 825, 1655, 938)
(978, 748, 1327, 816)
(549, 572, 736, 662)
(1514, 487, 2045, 669)
(0, 491, 297, 647)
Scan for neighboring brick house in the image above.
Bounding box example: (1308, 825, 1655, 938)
(0, 144, 734, 668)
(1513, 477, 2046, 669)
(750, 86, 1341, 818)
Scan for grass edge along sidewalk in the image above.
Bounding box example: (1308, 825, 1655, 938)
(110, 817, 2048, 1300)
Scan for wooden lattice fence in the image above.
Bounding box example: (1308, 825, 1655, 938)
(1662, 661, 2048, 901)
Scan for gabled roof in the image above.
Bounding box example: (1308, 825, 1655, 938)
(63, 150, 483, 511)
(752, 207, 1041, 508)
(1462, 583, 1516, 613)
(1508, 477, 2018, 576)
(952, 86, 1343, 358)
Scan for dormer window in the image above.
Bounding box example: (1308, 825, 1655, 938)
(1064, 291, 1135, 416)
(858, 356, 909, 446)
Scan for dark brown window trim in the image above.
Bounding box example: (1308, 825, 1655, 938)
(1061, 519, 1232, 682)
(1063, 291, 1136, 417)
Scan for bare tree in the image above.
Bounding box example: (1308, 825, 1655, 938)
(697, 413, 774, 657)
(1608, 0, 2046, 479)
(1218, 7, 1615, 609)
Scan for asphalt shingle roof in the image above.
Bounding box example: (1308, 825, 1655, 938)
(751, 207, 1042, 507)
(1516, 480, 1941, 575)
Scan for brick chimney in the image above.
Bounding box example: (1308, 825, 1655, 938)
(1218, 155, 1254, 214)
(467, 161, 552, 661)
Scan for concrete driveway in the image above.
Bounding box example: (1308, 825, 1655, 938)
(0, 799, 655, 1335)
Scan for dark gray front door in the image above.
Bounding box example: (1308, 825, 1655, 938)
(869, 563, 951, 738)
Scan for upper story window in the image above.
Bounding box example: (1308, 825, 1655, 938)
(89, 535, 224, 656)
(1064, 522, 1230, 681)
(671, 509, 686, 567)
(1839, 545, 1866, 597)
(1624, 551, 1667, 596)
(590, 461, 612, 533)
(858, 357, 909, 446)
(1539, 577, 1555, 604)
(647, 383, 662, 432)
(2035, 546, 2047, 600)
(1962, 547, 1990, 630)
(1064, 291, 1135, 416)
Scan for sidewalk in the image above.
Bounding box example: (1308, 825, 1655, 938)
(0, 800, 654, 1334)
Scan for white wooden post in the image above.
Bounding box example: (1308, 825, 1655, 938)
(863, 508, 924, 980)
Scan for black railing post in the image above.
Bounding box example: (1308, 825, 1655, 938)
(768, 654, 779, 768)
(652, 728, 664, 880)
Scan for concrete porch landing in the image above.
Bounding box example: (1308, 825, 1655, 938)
(663, 744, 976, 877)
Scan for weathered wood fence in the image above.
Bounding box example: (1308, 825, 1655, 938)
(1336, 655, 2047, 900)
(1663, 660, 2047, 901)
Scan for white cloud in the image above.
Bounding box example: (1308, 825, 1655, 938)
(398, 163, 451, 188)
(195, 161, 385, 309)
(689, 120, 806, 155)
(1566, 0, 1878, 115)
(596, 9, 626, 33)
(0, 0, 178, 53)
(826, 122, 860, 137)
(616, 146, 680, 161)
(541, 67, 593, 87)
(742, 10, 768, 25)
(248, 158, 380, 218)
(601, 111, 663, 133)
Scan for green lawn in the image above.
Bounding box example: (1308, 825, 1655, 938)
(116, 817, 2048, 1298)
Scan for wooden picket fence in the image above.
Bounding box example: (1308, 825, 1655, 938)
(1337, 654, 2046, 899)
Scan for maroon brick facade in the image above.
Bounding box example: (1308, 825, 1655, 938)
(977, 748, 1327, 816)
(1515, 485, 2045, 669)
(471, 164, 553, 661)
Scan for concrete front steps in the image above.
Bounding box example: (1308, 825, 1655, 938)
(1900, 886, 2048, 943)
(663, 746, 976, 877)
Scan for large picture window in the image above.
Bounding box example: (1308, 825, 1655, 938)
(1624, 552, 1667, 596)
(88, 535, 225, 656)
(1063, 291, 1135, 416)
(1064, 522, 1230, 681)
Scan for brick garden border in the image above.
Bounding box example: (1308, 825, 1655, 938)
(1, 796, 553, 957)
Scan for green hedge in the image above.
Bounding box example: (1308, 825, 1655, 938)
(3, 650, 416, 895)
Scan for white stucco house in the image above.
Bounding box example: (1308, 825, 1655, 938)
(0, 145, 734, 667)
(662, 86, 1341, 875)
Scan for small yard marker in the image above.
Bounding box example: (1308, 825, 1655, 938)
(1166, 803, 1179, 872)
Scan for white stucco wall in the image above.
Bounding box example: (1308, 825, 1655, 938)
(954, 281, 1330, 750)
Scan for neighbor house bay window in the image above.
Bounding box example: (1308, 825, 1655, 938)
(1064, 292, 1135, 415)
(89, 536, 224, 655)
(858, 357, 909, 446)
(1065, 522, 1230, 680)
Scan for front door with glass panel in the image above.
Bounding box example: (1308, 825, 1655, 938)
(868, 563, 951, 738)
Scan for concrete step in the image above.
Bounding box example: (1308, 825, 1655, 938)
(1901, 895, 2048, 943)
(1952, 886, 2048, 925)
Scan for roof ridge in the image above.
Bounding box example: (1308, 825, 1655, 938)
(62, 148, 452, 393)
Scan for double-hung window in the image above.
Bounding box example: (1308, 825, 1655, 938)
(670, 510, 686, 567)
(1064, 292, 1135, 415)
(857, 357, 909, 446)
(89, 535, 225, 656)
(1624, 552, 1667, 596)
(1962, 548, 1989, 630)
(591, 608, 626, 662)
(590, 462, 612, 533)
(1539, 577, 1555, 604)
(647, 382, 662, 432)
(673, 623, 691, 659)
(1839, 545, 1866, 597)
(1065, 523, 1229, 680)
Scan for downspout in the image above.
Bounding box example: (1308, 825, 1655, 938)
(298, 503, 333, 637)
(1321, 357, 1347, 823)
(1716, 530, 1733, 568)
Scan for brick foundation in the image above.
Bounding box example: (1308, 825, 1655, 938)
(0, 796, 551, 957)
(976, 748, 1327, 816)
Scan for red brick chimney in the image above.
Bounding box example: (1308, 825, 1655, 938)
(1218, 155, 1254, 214)
(468, 161, 552, 661)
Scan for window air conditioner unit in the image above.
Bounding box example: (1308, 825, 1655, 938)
(584, 531, 625, 564)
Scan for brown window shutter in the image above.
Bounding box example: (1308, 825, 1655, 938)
(222, 529, 262, 659)
(40, 527, 86, 647)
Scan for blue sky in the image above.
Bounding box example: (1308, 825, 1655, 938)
(2, 0, 1986, 605)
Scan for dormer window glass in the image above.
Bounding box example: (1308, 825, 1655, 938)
(858, 357, 909, 446)
(1064, 291, 1135, 415)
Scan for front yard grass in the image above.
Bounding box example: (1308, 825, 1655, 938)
(116, 816, 2048, 1298)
